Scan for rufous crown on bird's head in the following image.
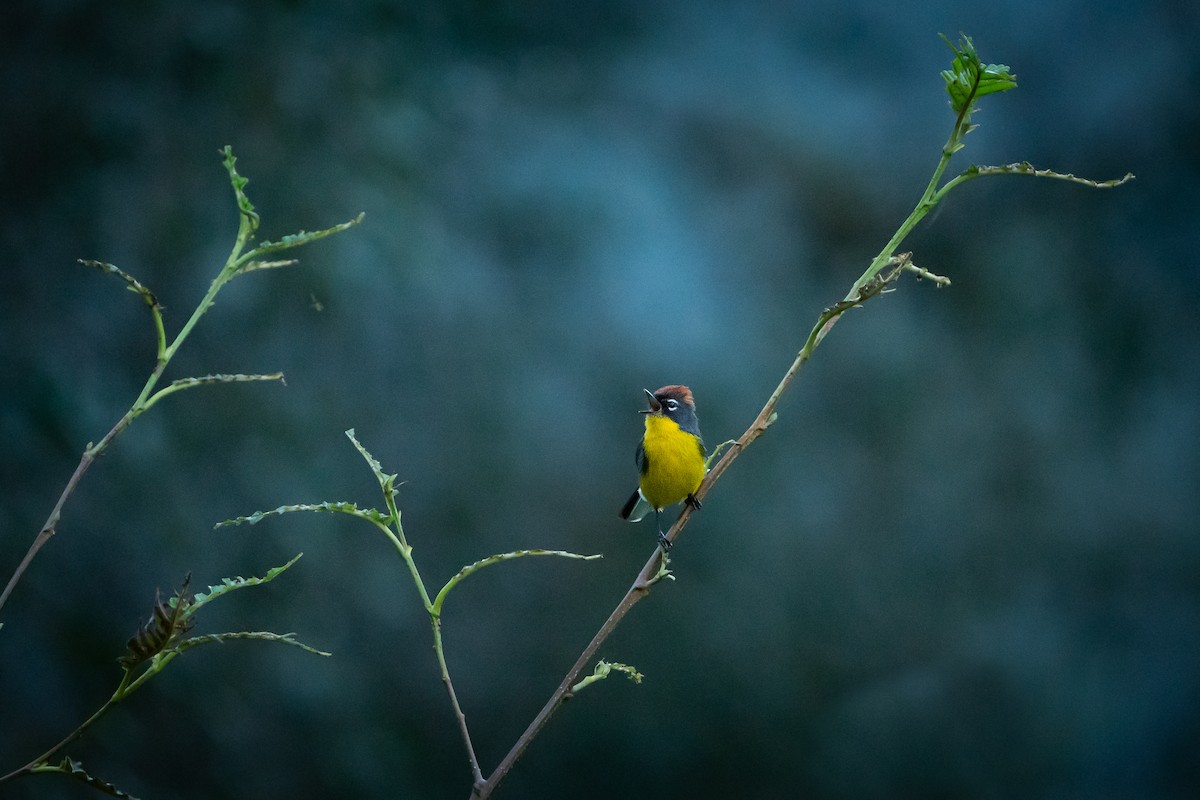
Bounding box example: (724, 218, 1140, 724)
(652, 385, 694, 407)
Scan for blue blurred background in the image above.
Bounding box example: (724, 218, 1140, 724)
(2, 1, 1197, 798)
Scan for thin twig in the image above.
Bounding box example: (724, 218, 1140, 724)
(433, 617, 484, 785)
(0, 682, 125, 784)
(0, 152, 361, 618)
(0, 390, 151, 614)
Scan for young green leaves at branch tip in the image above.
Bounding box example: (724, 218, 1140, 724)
(221, 145, 260, 232)
(345, 428, 400, 498)
(571, 661, 645, 694)
(839, 33, 1128, 316)
(220, 144, 364, 280)
(940, 33, 1017, 117)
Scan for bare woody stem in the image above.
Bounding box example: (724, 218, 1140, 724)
(0, 364, 162, 614)
(473, 558, 654, 798)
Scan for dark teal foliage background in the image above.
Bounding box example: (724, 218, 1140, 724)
(2, 1, 1198, 798)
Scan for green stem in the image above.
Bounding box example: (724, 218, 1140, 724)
(0, 678, 128, 784)
(845, 68, 979, 303)
(121, 653, 176, 697)
(158, 205, 256, 367)
(380, 492, 435, 612)
(0, 400, 144, 614)
(152, 301, 168, 361)
(0, 643, 187, 784)
(375, 478, 481, 783)
(432, 616, 483, 784)
(0, 208, 253, 617)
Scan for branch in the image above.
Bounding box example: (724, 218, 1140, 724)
(433, 550, 602, 615)
(473, 35, 1131, 798)
(0, 149, 362, 619)
(0, 408, 139, 615)
(473, 261, 911, 796)
(935, 161, 1134, 201)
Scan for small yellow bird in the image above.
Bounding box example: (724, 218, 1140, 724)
(618, 385, 706, 548)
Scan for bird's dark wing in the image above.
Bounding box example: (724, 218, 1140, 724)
(635, 441, 649, 475)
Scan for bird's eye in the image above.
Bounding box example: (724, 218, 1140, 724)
(665, 399, 679, 411)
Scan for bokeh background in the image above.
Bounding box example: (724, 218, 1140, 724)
(2, 1, 1197, 798)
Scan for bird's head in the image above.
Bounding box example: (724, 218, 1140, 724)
(640, 385, 699, 433)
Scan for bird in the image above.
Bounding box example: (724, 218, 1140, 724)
(618, 385, 706, 548)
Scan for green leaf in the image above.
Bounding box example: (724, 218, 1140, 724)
(963, 161, 1136, 188)
(141, 372, 286, 413)
(215, 501, 392, 530)
(345, 429, 400, 494)
(186, 553, 304, 615)
(240, 258, 299, 273)
(939, 34, 1017, 116)
(221, 145, 259, 231)
(246, 212, 365, 260)
(166, 372, 286, 389)
(433, 549, 602, 614)
(174, 630, 331, 658)
(704, 439, 739, 468)
(43, 757, 140, 799)
(78, 260, 160, 308)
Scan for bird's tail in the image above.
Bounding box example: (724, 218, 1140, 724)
(619, 489, 654, 522)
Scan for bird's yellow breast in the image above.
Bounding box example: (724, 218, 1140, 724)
(640, 414, 705, 511)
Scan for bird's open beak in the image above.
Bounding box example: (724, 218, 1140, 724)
(639, 388, 662, 415)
